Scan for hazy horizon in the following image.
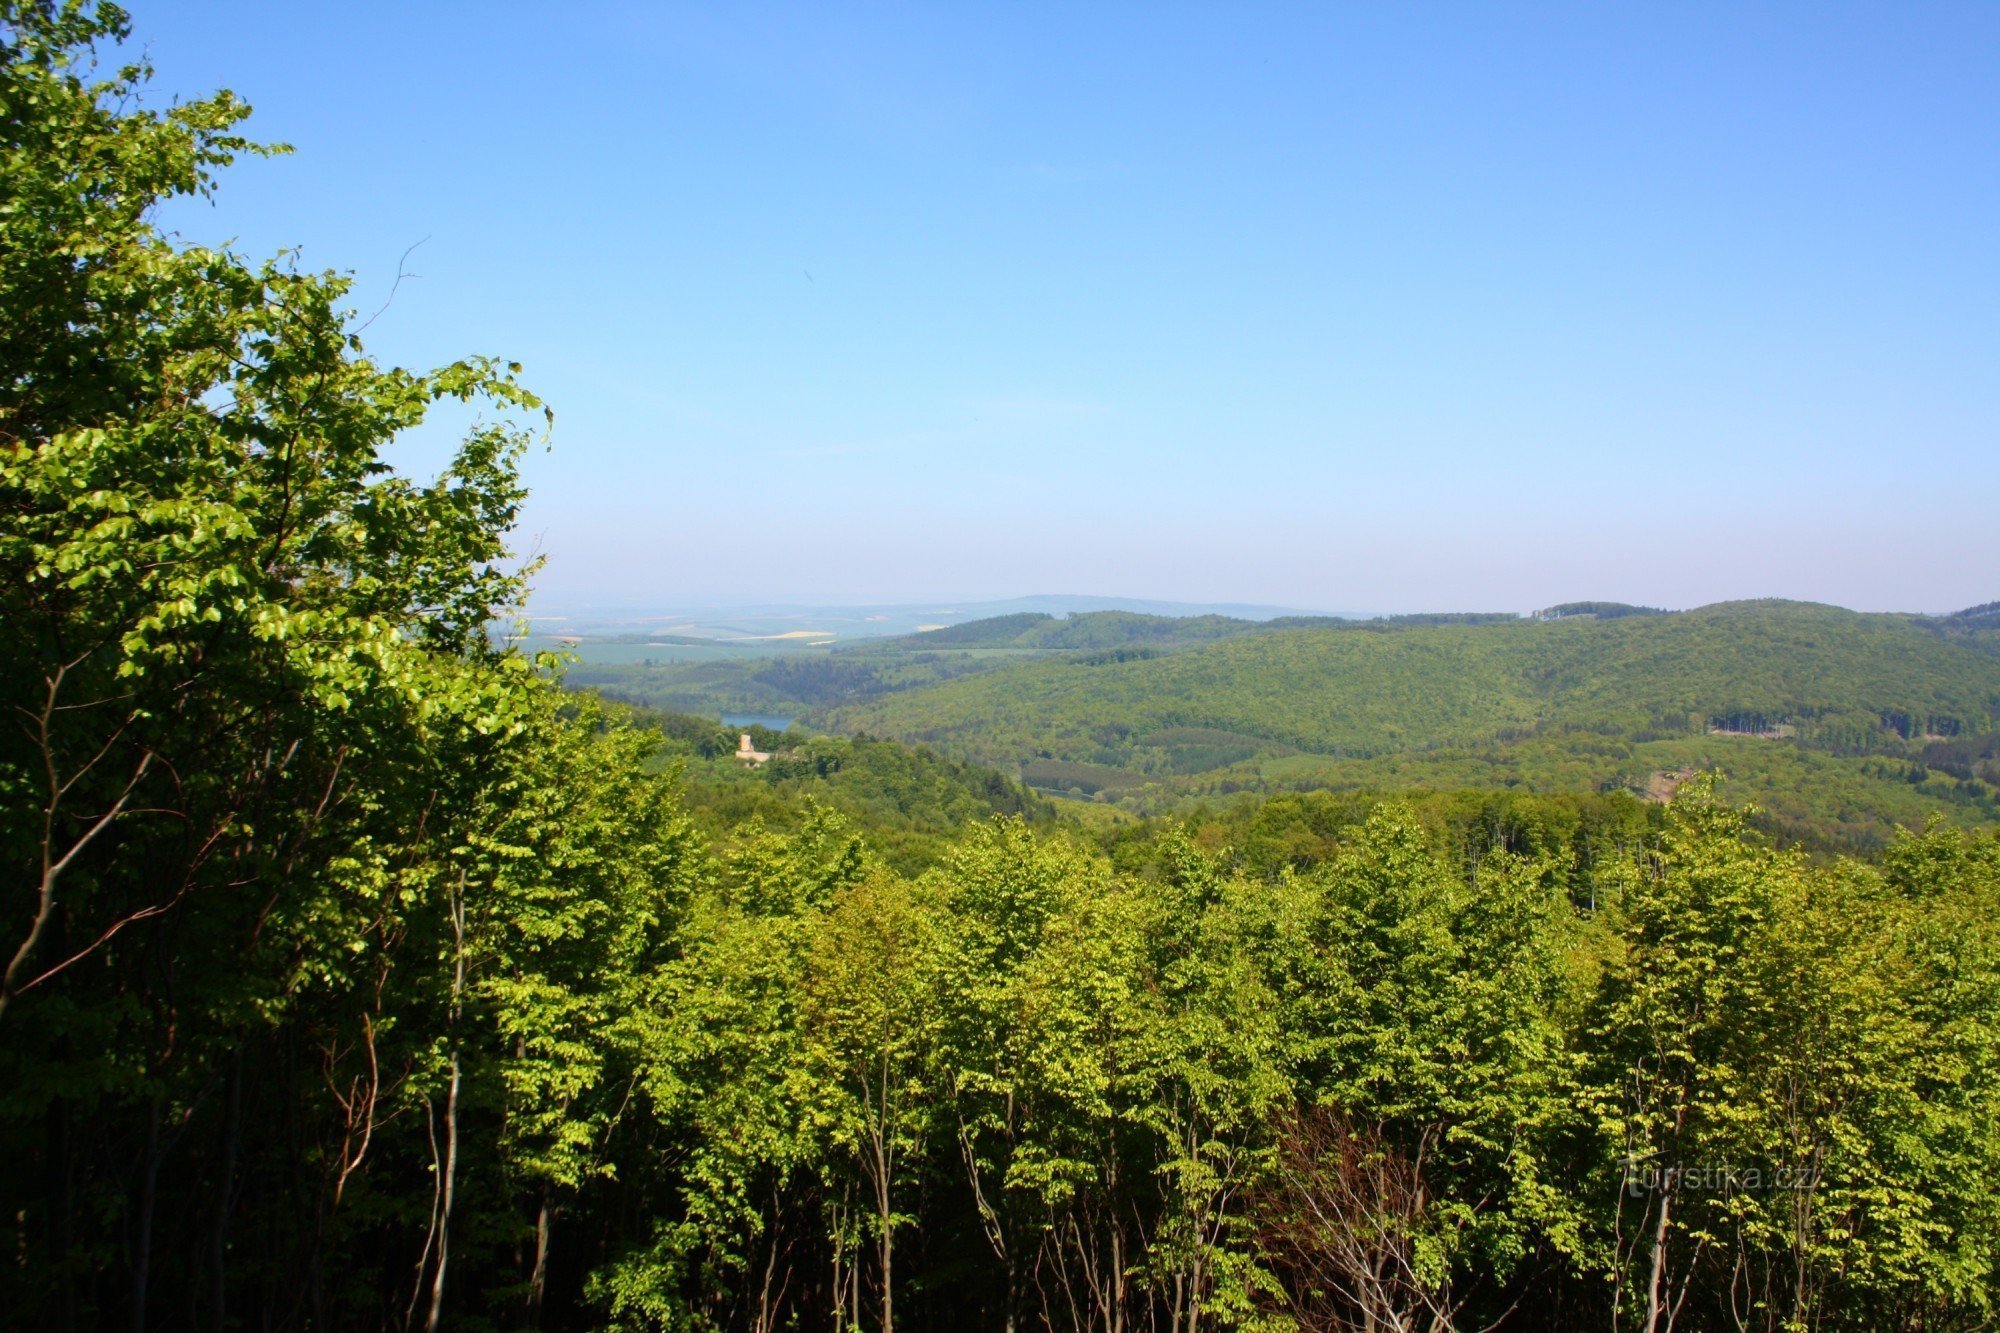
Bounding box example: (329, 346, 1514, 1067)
(522, 589, 1995, 623)
(140, 2, 1999, 613)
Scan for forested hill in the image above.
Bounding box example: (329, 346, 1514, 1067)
(819, 600, 2000, 843)
(890, 608, 1269, 649)
(572, 598, 2000, 720)
(833, 601, 2000, 757)
(569, 600, 2000, 845)
(628, 707, 1052, 872)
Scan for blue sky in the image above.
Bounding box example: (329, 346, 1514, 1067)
(140, 2, 1997, 613)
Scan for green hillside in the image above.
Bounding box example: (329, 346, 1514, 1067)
(832, 601, 2000, 756)
(822, 600, 2000, 844)
(626, 707, 1052, 872)
(560, 607, 1282, 714)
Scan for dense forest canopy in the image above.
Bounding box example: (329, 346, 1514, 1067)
(574, 600, 2000, 849)
(1531, 601, 1670, 620)
(5, 6, 2000, 1331)
(831, 601, 2000, 762)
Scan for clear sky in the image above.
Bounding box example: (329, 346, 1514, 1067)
(139, 2, 1997, 614)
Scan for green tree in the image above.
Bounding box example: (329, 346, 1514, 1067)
(931, 818, 1107, 1330)
(803, 871, 949, 1332)
(1250, 804, 1582, 1330)
(596, 808, 863, 1330)
(0, 6, 635, 1326)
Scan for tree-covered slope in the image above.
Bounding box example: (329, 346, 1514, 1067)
(577, 600, 2000, 737)
(624, 707, 1052, 871)
(561, 608, 1276, 714)
(822, 601, 2000, 836)
(832, 602, 2000, 760)
(1535, 601, 2000, 737)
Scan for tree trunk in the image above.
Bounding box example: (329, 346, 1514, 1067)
(528, 1190, 552, 1326)
(877, 1160, 894, 1333)
(1644, 1184, 1673, 1333)
(873, 1041, 896, 1333)
(424, 1050, 462, 1333)
(422, 876, 468, 1333)
(1109, 1146, 1125, 1333)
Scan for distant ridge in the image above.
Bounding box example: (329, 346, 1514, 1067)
(524, 593, 1348, 645)
(527, 594, 1998, 661)
(992, 593, 1339, 621)
(1532, 601, 1672, 621)
(824, 598, 2000, 838)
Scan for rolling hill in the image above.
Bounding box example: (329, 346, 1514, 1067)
(811, 600, 2000, 846)
(829, 601, 2000, 759)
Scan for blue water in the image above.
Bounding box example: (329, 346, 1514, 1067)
(722, 713, 795, 731)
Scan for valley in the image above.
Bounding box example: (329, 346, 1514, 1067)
(568, 598, 2000, 849)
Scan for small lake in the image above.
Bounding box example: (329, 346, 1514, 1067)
(722, 713, 795, 732)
